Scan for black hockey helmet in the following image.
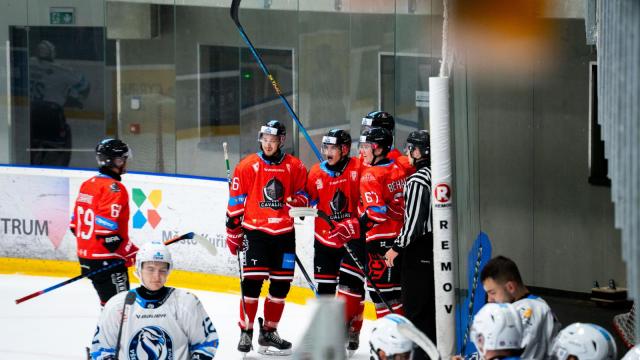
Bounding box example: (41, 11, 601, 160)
(406, 130, 430, 157)
(360, 127, 393, 153)
(260, 120, 286, 137)
(96, 138, 130, 168)
(362, 111, 395, 132)
(323, 129, 351, 148)
(258, 120, 286, 148)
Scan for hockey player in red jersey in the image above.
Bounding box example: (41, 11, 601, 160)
(361, 111, 414, 175)
(359, 127, 407, 318)
(304, 129, 366, 354)
(70, 138, 138, 306)
(225, 120, 307, 356)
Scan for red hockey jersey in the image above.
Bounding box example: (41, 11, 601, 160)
(306, 158, 361, 248)
(388, 148, 415, 176)
(70, 174, 136, 260)
(359, 159, 407, 242)
(227, 153, 307, 235)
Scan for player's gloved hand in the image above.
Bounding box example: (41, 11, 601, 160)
(328, 217, 360, 247)
(124, 252, 136, 268)
(286, 193, 308, 208)
(226, 227, 244, 255)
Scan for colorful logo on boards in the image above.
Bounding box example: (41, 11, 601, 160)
(132, 188, 162, 229)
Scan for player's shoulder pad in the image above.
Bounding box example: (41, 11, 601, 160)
(286, 154, 307, 170)
(175, 289, 203, 306)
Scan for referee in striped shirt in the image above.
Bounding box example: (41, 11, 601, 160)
(384, 130, 436, 358)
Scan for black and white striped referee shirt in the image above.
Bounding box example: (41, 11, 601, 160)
(395, 165, 432, 249)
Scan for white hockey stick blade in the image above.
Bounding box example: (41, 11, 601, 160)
(397, 322, 441, 360)
(288, 207, 318, 218)
(193, 234, 217, 256)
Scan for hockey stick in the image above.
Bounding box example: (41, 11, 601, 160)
(229, 0, 322, 160)
(114, 290, 137, 360)
(397, 322, 441, 360)
(15, 232, 199, 304)
(223, 141, 250, 330)
(289, 207, 395, 313)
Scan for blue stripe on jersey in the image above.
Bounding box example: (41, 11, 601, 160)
(310, 199, 319, 206)
(190, 340, 218, 352)
(95, 216, 118, 231)
(295, 190, 309, 198)
(91, 347, 115, 359)
(228, 194, 247, 206)
(369, 205, 387, 214)
(320, 161, 338, 177)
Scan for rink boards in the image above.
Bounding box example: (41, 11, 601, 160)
(0, 165, 347, 309)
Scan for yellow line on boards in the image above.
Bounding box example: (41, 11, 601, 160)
(0, 257, 376, 319)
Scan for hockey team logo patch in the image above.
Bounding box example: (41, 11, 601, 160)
(329, 190, 350, 221)
(434, 183, 452, 205)
(128, 325, 173, 360)
(260, 177, 284, 209)
(132, 188, 162, 229)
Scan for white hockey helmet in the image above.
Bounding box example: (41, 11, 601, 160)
(549, 323, 617, 360)
(622, 344, 640, 360)
(134, 241, 173, 286)
(471, 303, 523, 358)
(369, 314, 415, 359)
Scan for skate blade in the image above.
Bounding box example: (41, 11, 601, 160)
(257, 345, 292, 356)
(346, 348, 356, 358)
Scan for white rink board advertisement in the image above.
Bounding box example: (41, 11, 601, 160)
(0, 166, 315, 286)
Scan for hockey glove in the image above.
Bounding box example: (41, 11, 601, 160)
(226, 227, 244, 255)
(114, 239, 138, 267)
(328, 217, 360, 247)
(286, 193, 309, 208)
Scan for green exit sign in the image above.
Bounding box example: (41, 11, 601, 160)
(50, 7, 75, 25)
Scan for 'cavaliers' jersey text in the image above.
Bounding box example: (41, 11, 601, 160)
(307, 158, 361, 247)
(227, 153, 307, 235)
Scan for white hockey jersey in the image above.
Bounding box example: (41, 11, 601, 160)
(29, 57, 89, 106)
(91, 288, 219, 360)
(513, 294, 560, 359)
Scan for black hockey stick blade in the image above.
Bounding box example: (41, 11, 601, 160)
(230, 0, 241, 26)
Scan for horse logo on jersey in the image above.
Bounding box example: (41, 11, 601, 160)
(329, 190, 350, 221)
(128, 325, 173, 360)
(260, 177, 284, 209)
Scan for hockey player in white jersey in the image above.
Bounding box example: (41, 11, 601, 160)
(481, 256, 560, 359)
(91, 241, 219, 360)
(549, 322, 616, 360)
(29, 40, 90, 166)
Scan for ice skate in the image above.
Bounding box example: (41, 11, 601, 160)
(257, 317, 292, 356)
(237, 328, 253, 355)
(346, 328, 360, 358)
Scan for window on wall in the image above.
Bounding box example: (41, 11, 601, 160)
(198, 45, 294, 158)
(380, 53, 440, 146)
(10, 26, 114, 168)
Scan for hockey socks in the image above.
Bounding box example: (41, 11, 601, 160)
(239, 296, 259, 330)
(263, 294, 286, 329)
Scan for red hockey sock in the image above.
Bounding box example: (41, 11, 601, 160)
(351, 300, 365, 333)
(375, 302, 404, 318)
(263, 295, 286, 329)
(338, 288, 364, 331)
(239, 296, 259, 330)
